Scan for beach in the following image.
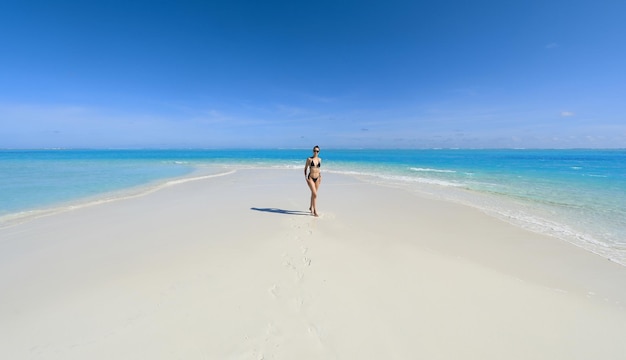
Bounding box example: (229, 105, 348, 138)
(1, 168, 626, 359)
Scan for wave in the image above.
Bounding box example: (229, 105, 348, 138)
(326, 169, 465, 188)
(409, 167, 456, 173)
(478, 206, 626, 266)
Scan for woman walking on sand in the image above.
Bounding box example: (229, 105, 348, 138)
(305, 145, 322, 216)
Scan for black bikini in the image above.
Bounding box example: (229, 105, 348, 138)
(308, 157, 321, 182)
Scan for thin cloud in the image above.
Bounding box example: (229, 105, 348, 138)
(561, 111, 575, 117)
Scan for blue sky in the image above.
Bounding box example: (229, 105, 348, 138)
(1, 0, 625, 148)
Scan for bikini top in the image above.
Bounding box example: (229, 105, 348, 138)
(309, 157, 321, 168)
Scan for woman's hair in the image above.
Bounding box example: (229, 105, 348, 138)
(313, 145, 320, 151)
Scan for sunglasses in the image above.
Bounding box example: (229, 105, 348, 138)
(313, 150, 320, 153)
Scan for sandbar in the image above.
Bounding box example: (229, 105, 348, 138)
(1, 169, 625, 359)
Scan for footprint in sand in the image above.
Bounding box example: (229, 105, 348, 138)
(293, 296, 305, 312)
(282, 259, 297, 271)
(307, 324, 323, 343)
(268, 284, 279, 298)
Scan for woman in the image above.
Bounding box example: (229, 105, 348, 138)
(304, 145, 322, 216)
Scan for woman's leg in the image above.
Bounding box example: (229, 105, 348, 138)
(312, 179, 321, 216)
(307, 178, 318, 216)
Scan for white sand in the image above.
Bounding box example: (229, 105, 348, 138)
(1, 169, 626, 359)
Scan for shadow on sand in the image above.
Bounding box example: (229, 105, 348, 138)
(250, 207, 311, 216)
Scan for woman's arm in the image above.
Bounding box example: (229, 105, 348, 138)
(304, 158, 310, 178)
(319, 159, 322, 184)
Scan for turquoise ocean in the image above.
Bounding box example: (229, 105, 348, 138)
(1, 149, 625, 266)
